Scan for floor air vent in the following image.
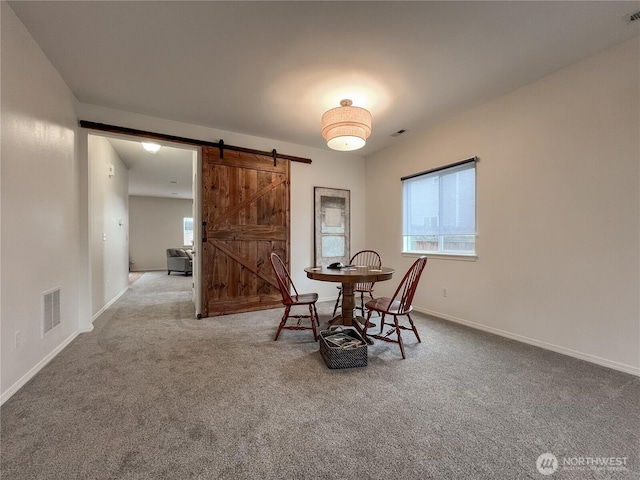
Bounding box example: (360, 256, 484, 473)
(43, 288, 61, 334)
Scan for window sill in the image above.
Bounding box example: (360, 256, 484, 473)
(402, 252, 477, 262)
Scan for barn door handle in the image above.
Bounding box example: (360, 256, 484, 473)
(202, 221, 208, 242)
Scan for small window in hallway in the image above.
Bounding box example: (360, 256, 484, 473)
(183, 217, 194, 246)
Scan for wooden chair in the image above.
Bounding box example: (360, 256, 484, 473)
(332, 250, 382, 318)
(270, 253, 320, 341)
(363, 256, 428, 359)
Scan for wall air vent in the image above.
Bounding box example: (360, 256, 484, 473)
(43, 288, 61, 334)
(629, 10, 640, 22)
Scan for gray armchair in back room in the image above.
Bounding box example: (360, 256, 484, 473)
(166, 248, 193, 276)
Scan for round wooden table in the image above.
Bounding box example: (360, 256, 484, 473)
(304, 265, 394, 342)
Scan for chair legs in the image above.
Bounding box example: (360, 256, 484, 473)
(379, 313, 386, 334)
(394, 316, 405, 359)
(274, 304, 319, 342)
(332, 287, 342, 317)
(309, 304, 318, 341)
(356, 291, 365, 317)
(407, 313, 421, 343)
(274, 306, 291, 341)
(363, 310, 373, 337)
(313, 304, 320, 326)
(366, 312, 420, 359)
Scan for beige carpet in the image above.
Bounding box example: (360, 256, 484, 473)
(1, 271, 638, 479)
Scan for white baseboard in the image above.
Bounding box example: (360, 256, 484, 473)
(1, 287, 124, 406)
(79, 324, 94, 333)
(0, 330, 80, 406)
(91, 285, 129, 322)
(416, 307, 640, 377)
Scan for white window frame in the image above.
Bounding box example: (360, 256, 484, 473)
(183, 217, 194, 247)
(402, 158, 477, 260)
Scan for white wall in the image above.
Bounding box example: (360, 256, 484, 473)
(0, 2, 89, 401)
(88, 135, 130, 317)
(77, 104, 367, 300)
(129, 196, 193, 271)
(0, 0, 366, 400)
(366, 37, 640, 375)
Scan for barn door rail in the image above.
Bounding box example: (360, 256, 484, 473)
(79, 120, 312, 164)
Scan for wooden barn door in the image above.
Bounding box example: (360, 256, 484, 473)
(201, 147, 290, 317)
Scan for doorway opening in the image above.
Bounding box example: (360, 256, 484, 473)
(87, 132, 201, 319)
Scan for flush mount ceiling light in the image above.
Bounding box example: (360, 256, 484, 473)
(141, 142, 161, 154)
(321, 99, 372, 151)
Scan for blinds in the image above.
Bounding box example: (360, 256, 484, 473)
(402, 160, 476, 237)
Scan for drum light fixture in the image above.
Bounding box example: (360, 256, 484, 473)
(321, 99, 372, 151)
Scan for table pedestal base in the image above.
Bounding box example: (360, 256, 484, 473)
(304, 267, 394, 347)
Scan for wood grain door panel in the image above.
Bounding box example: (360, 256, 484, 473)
(201, 147, 290, 317)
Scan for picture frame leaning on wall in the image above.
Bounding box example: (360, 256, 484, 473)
(313, 187, 350, 267)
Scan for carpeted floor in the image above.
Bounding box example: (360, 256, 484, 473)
(1, 271, 638, 479)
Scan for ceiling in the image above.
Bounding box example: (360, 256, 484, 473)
(105, 137, 195, 200)
(9, 1, 640, 197)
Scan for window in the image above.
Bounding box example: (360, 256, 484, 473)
(402, 158, 476, 255)
(183, 217, 194, 246)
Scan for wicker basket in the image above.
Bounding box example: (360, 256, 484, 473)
(319, 327, 368, 369)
